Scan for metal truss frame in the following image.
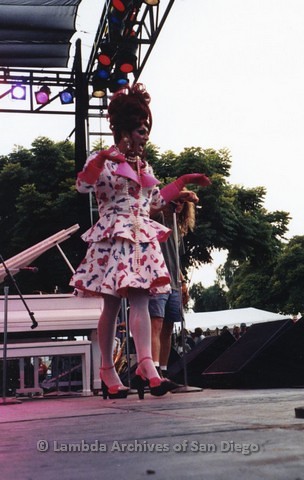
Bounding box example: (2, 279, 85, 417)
(0, 1, 175, 116)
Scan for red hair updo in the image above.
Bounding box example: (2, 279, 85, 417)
(107, 83, 152, 144)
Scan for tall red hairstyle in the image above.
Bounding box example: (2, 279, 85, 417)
(108, 83, 152, 144)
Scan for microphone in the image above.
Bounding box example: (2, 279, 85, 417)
(20, 267, 39, 273)
(30, 313, 38, 329)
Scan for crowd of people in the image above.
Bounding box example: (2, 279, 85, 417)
(171, 323, 248, 357)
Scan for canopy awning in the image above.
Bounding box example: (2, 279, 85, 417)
(185, 307, 290, 332)
(0, 0, 82, 68)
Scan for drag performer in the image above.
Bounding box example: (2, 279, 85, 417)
(70, 84, 210, 399)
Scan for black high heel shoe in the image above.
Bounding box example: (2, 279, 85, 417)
(100, 366, 129, 400)
(101, 381, 129, 400)
(133, 357, 178, 399)
(132, 375, 148, 400)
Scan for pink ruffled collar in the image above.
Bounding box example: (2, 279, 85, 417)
(114, 161, 160, 187)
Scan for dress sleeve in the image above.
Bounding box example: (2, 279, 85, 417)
(144, 163, 166, 210)
(150, 185, 166, 210)
(76, 152, 103, 192)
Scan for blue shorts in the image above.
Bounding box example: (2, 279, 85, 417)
(149, 289, 182, 323)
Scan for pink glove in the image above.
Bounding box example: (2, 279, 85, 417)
(93, 145, 126, 168)
(160, 173, 211, 203)
(78, 146, 126, 184)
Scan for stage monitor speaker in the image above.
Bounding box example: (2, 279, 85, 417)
(201, 318, 304, 388)
(167, 330, 235, 387)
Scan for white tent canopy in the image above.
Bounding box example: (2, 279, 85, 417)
(184, 307, 290, 332)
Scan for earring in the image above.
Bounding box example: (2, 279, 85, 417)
(123, 137, 131, 150)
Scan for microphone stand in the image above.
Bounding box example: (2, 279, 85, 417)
(0, 254, 38, 330)
(120, 298, 132, 388)
(0, 253, 38, 405)
(170, 210, 202, 394)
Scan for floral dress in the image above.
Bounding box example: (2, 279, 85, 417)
(70, 150, 172, 298)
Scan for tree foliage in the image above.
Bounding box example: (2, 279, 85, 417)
(269, 236, 304, 315)
(148, 145, 290, 269)
(226, 261, 278, 311)
(189, 282, 228, 312)
(0, 138, 84, 294)
(226, 236, 304, 316)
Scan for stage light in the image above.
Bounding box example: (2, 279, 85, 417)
(116, 51, 137, 73)
(95, 66, 111, 80)
(108, 1, 134, 40)
(109, 71, 129, 92)
(35, 85, 51, 105)
(108, 5, 125, 27)
(98, 43, 116, 67)
(97, 43, 117, 69)
(11, 84, 26, 100)
(92, 86, 107, 98)
(59, 87, 75, 105)
(112, 0, 134, 13)
(116, 40, 138, 73)
(92, 75, 108, 98)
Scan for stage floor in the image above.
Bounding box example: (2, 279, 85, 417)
(1, 388, 304, 479)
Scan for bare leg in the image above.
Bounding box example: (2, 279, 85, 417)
(98, 293, 125, 388)
(151, 316, 163, 364)
(128, 288, 161, 380)
(159, 321, 174, 368)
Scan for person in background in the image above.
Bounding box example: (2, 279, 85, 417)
(240, 323, 247, 336)
(232, 325, 241, 340)
(193, 327, 205, 345)
(70, 83, 211, 399)
(149, 196, 197, 378)
(38, 357, 48, 382)
(175, 328, 195, 355)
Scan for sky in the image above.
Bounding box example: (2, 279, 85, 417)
(1, 0, 304, 286)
